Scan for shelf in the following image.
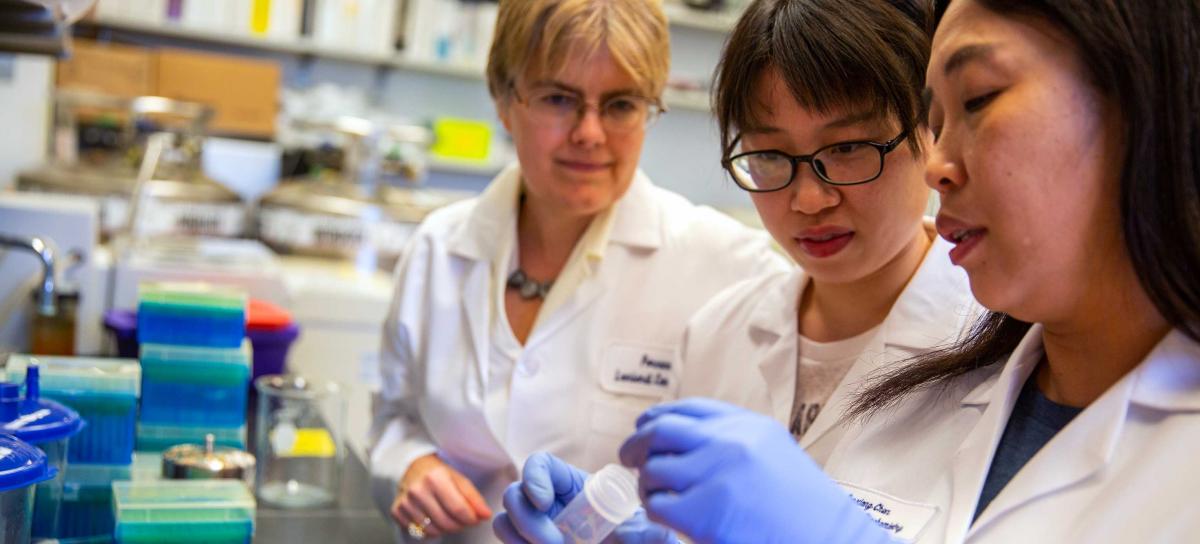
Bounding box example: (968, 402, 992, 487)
(427, 154, 509, 176)
(663, 3, 741, 33)
(663, 88, 711, 113)
(79, 15, 714, 113)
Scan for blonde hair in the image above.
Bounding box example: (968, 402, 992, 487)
(486, 0, 670, 101)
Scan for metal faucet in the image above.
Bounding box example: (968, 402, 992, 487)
(0, 233, 58, 317)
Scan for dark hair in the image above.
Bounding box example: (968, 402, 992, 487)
(712, 0, 932, 160)
(849, 0, 1200, 419)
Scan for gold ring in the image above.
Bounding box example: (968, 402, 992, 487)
(406, 517, 433, 540)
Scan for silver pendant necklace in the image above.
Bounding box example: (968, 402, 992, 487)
(510, 193, 555, 300)
(507, 269, 553, 300)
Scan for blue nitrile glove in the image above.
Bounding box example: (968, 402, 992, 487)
(493, 452, 677, 544)
(619, 398, 894, 544)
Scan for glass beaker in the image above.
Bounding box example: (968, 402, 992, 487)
(253, 374, 344, 509)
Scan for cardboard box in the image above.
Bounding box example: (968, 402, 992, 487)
(56, 39, 154, 99)
(154, 48, 280, 138)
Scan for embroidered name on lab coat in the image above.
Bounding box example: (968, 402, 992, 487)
(599, 343, 676, 399)
(836, 481, 939, 543)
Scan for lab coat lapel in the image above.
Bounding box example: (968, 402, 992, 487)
(969, 329, 1200, 536)
(797, 329, 882, 449)
(802, 236, 974, 449)
(446, 163, 521, 388)
(968, 373, 1131, 536)
(881, 237, 977, 351)
(942, 325, 1044, 543)
(525, 264, 606, 347)
(751, 269, 807, 424)
(527, 171, 662, 347)
(459, 261, 491, 389)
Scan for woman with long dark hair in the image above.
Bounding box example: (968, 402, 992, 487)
(611, 0, 1200, 542)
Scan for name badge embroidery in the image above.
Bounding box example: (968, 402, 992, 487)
(835, 481, 940, 543)
(600, 343, 676, 398)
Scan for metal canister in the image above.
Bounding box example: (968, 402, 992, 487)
(162, 434, 256, 481)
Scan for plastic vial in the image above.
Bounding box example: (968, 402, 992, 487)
(553, 464, 641, 544)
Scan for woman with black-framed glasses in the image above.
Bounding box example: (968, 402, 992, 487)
(668, 0, 981, 466)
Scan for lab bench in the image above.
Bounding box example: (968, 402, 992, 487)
(255, 450, 395, 543)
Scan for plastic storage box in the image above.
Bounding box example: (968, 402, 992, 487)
(60, 463, 133, 539)
(113, 480, 255, 544)
(138, 342, 251, 427)
(129, 453, 161, 483)
(136, 284, 247, 348)
(5, 355, 140, 465)
(135, 424, 247, 453)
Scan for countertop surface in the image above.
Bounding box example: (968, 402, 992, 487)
(255, 451, 396, 543)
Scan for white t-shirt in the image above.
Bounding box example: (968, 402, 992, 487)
(790, 325, 880, 439)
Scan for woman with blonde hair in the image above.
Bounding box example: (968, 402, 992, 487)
(368, 0, 786, 541)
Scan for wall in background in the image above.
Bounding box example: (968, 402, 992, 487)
(0, 54, 52, 190)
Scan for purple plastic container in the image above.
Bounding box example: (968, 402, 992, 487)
(103, 309, 139, 359)
(246, 323, 301, 380)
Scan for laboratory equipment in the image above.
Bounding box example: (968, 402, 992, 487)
(103, 309, 139, 358)
(254, 374, 344, 509)
(245, 299, 300, 381)
(162, 434, 255, 481)
(138, 341, 251, 427)
(136, 423, 247, 453)
(16, 92, 246, 240)
(553, 464, 641, 544)
(4, 354, 140, 464)
(258, 116, 464, 269)
(109, 236, 287, 313)
(277, 256, 392, 458)
(0, 434, 56, 544)
(495, 453, 675, 544)
(129, 452, 161, 482)
(112, 479, 255, 544)
(136, 283, 247, 348)
(59, 462, 132, 539)
(106, 298, 300, 380)
(0, 0, 96, 56)
(0, 367, 85, 540)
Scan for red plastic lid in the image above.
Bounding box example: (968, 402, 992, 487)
(247, 299, 292, 331)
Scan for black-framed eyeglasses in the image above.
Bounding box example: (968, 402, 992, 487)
(722, 131, 908, 192)
(510, 84, 666, 133)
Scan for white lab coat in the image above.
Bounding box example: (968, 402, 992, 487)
(369, 164, 788, 542)
(823, 324, 1200, 543)
(676, 233, 979, 466)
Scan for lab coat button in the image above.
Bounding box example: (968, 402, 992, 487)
(521, 357, 541, 375)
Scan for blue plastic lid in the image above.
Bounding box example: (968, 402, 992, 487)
(0, 369, 84, 444)
(0, 434, 57, 491)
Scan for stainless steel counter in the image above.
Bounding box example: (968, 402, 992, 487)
(255, 451, 395, 543)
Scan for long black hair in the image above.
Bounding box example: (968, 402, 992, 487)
(849, 0, 1200, 419)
